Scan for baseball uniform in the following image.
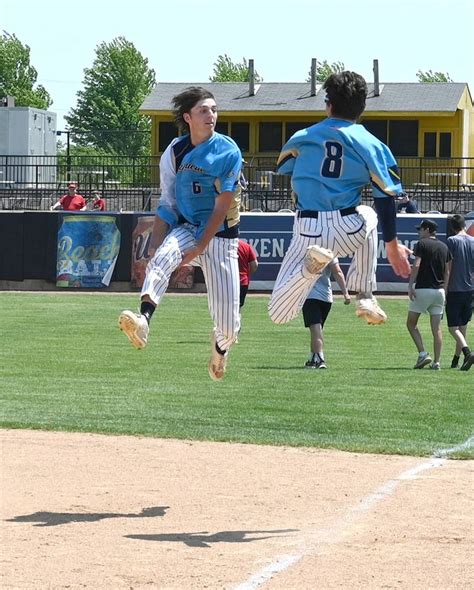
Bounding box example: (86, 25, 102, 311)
(269, 117, 404, 324)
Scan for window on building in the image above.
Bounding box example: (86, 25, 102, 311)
(158, 122, 178, 152)
(231, 122, 250, 152)
(215, 122, 229, 135)
(424, 132, 437, 158)
(285, 122, 314, 142)
(259, 122, 283, 152)
(389, 120, 418, 156)
(439, 132, 452, 158)
(362, 120, 388, 144)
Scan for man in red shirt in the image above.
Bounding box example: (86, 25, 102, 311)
(50, 182, 87, 211)
(238, 239, 258, 307)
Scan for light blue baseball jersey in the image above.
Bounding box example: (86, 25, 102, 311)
(157, 132, 242, 238)
(277, 117, 404, 211)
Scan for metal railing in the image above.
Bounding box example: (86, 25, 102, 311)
(1, 155, 473, 213)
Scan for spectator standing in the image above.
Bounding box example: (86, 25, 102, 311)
(446, 214, 474, 371)
(50, 182, 87, 211)
(268, 71, 411, 330)
(303, 258, 350, 369)
(238, 239, 258, 308)
(91, 191, 106, 211)
(118, 86, 243, 382)
(406, 219, 452, 370)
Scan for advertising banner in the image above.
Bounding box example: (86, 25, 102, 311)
(127, 211, 451, 292)
(56, 214, 120, 288)
(131, 215, 194, 289)
(240, 212, 449, 292)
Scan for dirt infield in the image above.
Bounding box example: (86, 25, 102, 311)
(2, 429, 473, 589)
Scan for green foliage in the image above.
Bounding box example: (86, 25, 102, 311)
(0, 31, 52, 109)
(0, 293, 472, 458)
(210, 54, 263, 82)
(65, 37, 156, 157)
(305, 60, 345, 83)
(416, 70, 454, 83)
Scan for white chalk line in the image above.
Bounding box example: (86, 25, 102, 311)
(233, 436, 473, 590)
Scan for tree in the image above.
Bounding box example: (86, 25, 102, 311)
(0, 31, 52, 109)
(306, 60, 345, 83)
(210, 54, 263, 82)
(416, 70, 453, 83)
(65, 37, 156, 156)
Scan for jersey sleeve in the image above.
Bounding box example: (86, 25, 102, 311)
(276, 136, 299, 175)
(218, 147, 242, 194)
(361, 141, 404, 199)
(156, 140, 180, 227)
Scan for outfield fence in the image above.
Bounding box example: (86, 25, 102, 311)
(1, 155, 473, 214)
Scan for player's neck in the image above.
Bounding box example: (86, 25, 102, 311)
(190, 130, 213, 146)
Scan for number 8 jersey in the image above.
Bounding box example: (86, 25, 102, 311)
(157, 132, 243, 239)
(276, 117, 404, 211)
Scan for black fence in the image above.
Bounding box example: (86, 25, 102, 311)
(1, 155, 473, 214)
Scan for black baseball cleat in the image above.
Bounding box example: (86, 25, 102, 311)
(460, 352, 474, 371)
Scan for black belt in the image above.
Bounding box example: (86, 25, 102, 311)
(298, 206, 357, 219)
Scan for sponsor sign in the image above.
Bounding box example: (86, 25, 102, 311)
(131, 215, 194, 289)
(56, 214, 120, 288)
(240, 212, 449, 292)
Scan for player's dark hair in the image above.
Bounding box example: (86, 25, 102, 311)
(323, 71, 367, 121)
(449, 214, 466, 232)
(172, 86, 215, 134)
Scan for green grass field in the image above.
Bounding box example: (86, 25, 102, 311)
(0, 292, 472, 458)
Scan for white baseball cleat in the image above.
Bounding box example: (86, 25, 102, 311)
(355, 297, 387, 325)
(303, 245, 334, 275)
(118, 310, 149, 349)
(208, 331, 228, 381)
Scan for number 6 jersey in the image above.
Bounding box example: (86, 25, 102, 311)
(157, 132, 243, 239)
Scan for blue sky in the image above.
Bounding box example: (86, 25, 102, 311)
(4, 0, 474, 130)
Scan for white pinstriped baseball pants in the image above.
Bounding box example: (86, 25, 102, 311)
(268, 205, 378, 324)
(141, 223, 240, 350)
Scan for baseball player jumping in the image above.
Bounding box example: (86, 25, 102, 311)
(268, 71, 411, 326)
(119, 86, 242, 381)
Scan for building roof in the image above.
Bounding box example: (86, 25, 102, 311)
(140, 82, 470, 114)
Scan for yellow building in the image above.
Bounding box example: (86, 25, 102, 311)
(140, 77, 474, 197)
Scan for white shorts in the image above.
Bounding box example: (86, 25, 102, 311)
(409, 288, 445, 315)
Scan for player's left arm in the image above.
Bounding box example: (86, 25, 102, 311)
(362, 142, 412, 278)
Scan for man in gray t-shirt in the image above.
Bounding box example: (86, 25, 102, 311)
(446, 214, 474, 371)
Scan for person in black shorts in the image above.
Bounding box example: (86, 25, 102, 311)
(302, 258, 350, 369)
(446, 214, 474, 371)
